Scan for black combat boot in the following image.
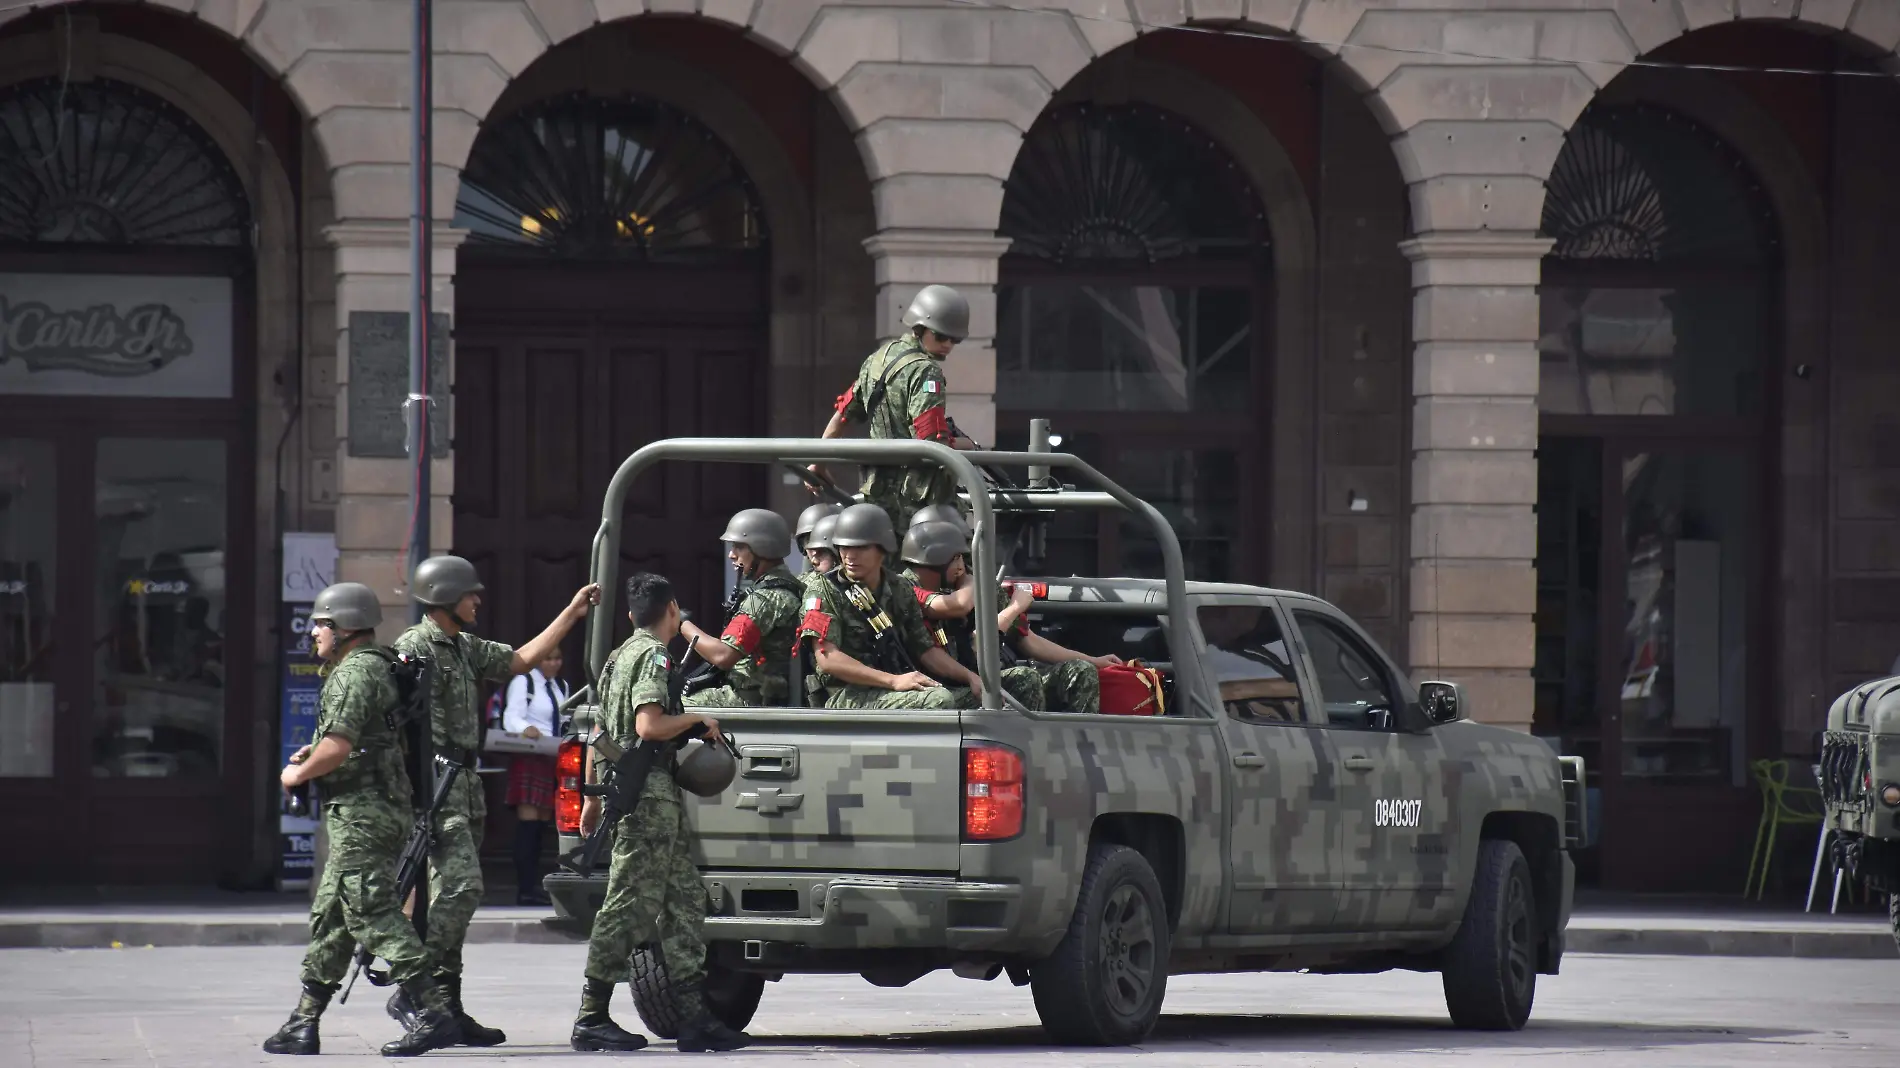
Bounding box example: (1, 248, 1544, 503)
(263, 980, 335, 1055)
(570, 977, 649, 1052)
(387, 974, 505, 1046)
(674, 982, 750, 1053)
(379, 976, 462, 1058)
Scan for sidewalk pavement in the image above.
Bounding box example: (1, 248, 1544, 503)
(0, 890, 1891, 959)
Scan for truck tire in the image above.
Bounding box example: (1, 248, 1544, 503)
(1888, 893, 1899, 954)
(627, 949, 764, 1041)
(1030, 843, 1171, 1046)
(1441, 838, 1538, 1031)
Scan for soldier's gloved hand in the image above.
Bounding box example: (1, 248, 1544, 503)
(890, 671, 942, 692)
(580, 796, 603, 837)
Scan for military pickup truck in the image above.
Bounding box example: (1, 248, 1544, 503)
(545, 435, 1587, 1046)
(1820, 678, 1900, 949)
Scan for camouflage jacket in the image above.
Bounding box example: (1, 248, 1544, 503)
(715, 566, 804, 703)
(798, 567, 942, 687)
(393, 615, 515, 755)
(600, 630, 682, 805)
(833, 336, 958, 511)
(311, 643, 410, 809)
(902, 568, 1028, 672)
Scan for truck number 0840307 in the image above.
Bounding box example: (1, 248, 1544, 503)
(1375, 799, 1423, 828)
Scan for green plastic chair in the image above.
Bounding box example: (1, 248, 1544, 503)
(1744, 759, 1825, 901)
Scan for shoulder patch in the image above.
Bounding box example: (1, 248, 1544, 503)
(805, 595, 822, 610)
(923, 379, 939, 393)
(652, 650, 671, 671)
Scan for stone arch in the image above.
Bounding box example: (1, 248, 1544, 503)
(1612, 0, 1900, 66)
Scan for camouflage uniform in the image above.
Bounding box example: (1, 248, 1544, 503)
(832, 337, 957, 532)
(904, 569, 1102, 714)
(800, 567, 976, 710)
(392, 615, 516, 976)
(584, 631, 710, 1005)
(298, 644, 431, 989)
(683, 567, 804, 709)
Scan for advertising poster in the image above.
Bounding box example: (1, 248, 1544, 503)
(279, 533, 336, 891)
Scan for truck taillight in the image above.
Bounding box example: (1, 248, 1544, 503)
(555, 740, 585, 834)
(963, 743, 1025, 841)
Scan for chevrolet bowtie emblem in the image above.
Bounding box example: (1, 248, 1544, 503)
(735, 788, 804, 816)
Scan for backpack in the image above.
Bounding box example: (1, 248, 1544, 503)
(485, 672, 538, 727)
(1097, 661, 1168, 716)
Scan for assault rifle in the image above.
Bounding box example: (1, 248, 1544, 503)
(824, 570, 920, 677)
(785, 463, 856, 507)
(678, 561, 747, 698)
(556, 720, 712, 875)
(339, 751, 464, 1003)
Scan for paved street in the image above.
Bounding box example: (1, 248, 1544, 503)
(2, 944, 1895, 1066)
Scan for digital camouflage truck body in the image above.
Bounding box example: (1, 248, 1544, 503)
(545, 436, 1587, 1044)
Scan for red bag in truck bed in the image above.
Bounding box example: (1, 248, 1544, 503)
(1097, 661, 1167, 716)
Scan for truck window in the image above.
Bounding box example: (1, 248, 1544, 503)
(1196, 605, 1305, 724)
(1292, 611, 1397, 730)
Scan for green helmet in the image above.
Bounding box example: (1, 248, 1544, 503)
(908, 503, 968, 532)
(795, 502, 843, 540)
(901, 521, 967, 569)
(807, 513, 840, 553)
(720, 508, 793, 560)
(831, 503, 898, 554)
(411, 555, 484, 607)
(902, 284, 970, 341)
(312, 582, 383, 632)
(675, 738, 737, 797)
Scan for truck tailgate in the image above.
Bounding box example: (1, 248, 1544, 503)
(688, 708, 964, 873)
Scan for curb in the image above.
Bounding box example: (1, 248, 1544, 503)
(2, 917, 1892, 959)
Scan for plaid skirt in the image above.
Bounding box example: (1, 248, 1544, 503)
(504, 753, 557, 809)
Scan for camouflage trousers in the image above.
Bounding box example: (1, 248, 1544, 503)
(976, 662, 1099, 713)
(683, 684, 763, 709)
(584, 794, 708, 991)
(825, 683, 979, 710)
(419, 775, 484, 977)
(299, 801, 430, 988)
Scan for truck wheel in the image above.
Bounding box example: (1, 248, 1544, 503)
(1030, 843, 1171, 1045)
(627, 949, 764, 1041)
(1888, 893, 1899, 954)
(1441, 838, 1538, 1031)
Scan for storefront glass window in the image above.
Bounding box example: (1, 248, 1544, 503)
(0, 440, 56, 778)
(1537, 284, 1766, 417)
(997, 284, 1251, 413)
(93, 439, 227, 779)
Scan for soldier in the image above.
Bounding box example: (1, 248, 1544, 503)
(794, 501, 842, 568)
(804, 512, 841, 577)
(903, 519, 1117, 714)
(387, 556, 600, 1047)
(572, 573, 749, 1054)
(801, 504, 984, 709)
(809, 285, 973, 531)
(264, 583, 461, 1058)
(679, 509, 805, 708)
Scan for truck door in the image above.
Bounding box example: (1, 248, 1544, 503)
(1285, 605, 1460, 934)
(1196, 598, 1347, 935)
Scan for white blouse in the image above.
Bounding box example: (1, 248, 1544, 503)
(501, 668, 568, 737)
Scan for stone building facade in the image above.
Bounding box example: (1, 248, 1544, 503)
(0, 0, 1895, 892)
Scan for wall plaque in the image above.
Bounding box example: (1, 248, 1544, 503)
(347, 310, 450, 459)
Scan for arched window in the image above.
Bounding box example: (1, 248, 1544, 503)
(453, 92, 766, 261)
(0, 77, 250, 247)
(1537, 103, 1778, 419)
(996, 103, 1269, 581)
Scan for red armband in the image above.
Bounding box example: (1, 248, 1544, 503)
(833, 385, 856, 416)
(800, 609, 832, 640)
(721, 614, 762, 656)
(912, 405, 949, 442)
(913, 587, 932, 606)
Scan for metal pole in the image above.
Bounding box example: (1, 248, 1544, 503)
(405, 0, 434, 622)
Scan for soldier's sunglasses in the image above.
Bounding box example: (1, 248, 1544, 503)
(928, 329, 962, 345)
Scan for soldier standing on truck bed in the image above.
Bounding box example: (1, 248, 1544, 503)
(387, 556, 600, 1048)
(264, 583, 462, 1058)
(572, 573, 749, 1054)
(809, 285, 973, 532)
(901, 517, 1115, 713)
(678, 508, 805, 708)
(800, 504, 985, 709)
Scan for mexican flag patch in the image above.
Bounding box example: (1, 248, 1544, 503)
(924, 380, 939, 394)
(654, 651, 671, 671)
(805, 596, 822, 610)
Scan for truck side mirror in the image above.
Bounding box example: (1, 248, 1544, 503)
(1419, 680, 1466, 725)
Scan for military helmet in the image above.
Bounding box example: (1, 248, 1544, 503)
(901, 285, 970, 342)
(675, 738, 737, 797)
(311, 582, 383, 632)
(720, 508, 793, 560)
(795, 502, 843, 540)
(901, 521, 967, 569)
(831, 503, 899, 554)
(908, 503, 968, 533)
(411, 555, 484, 607)
(807, 513, 841, 553)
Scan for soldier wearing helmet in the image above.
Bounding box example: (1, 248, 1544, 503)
(794, 502, 843, 568)
(264, 583, 462, 1057)
(810, 284, 974, 531)
(797, 504, 984, 710)
(678, 508, 806, 708)
(387, 556, 600, 1047)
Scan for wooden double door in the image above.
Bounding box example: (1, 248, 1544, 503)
(451, 261, 768, 674)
